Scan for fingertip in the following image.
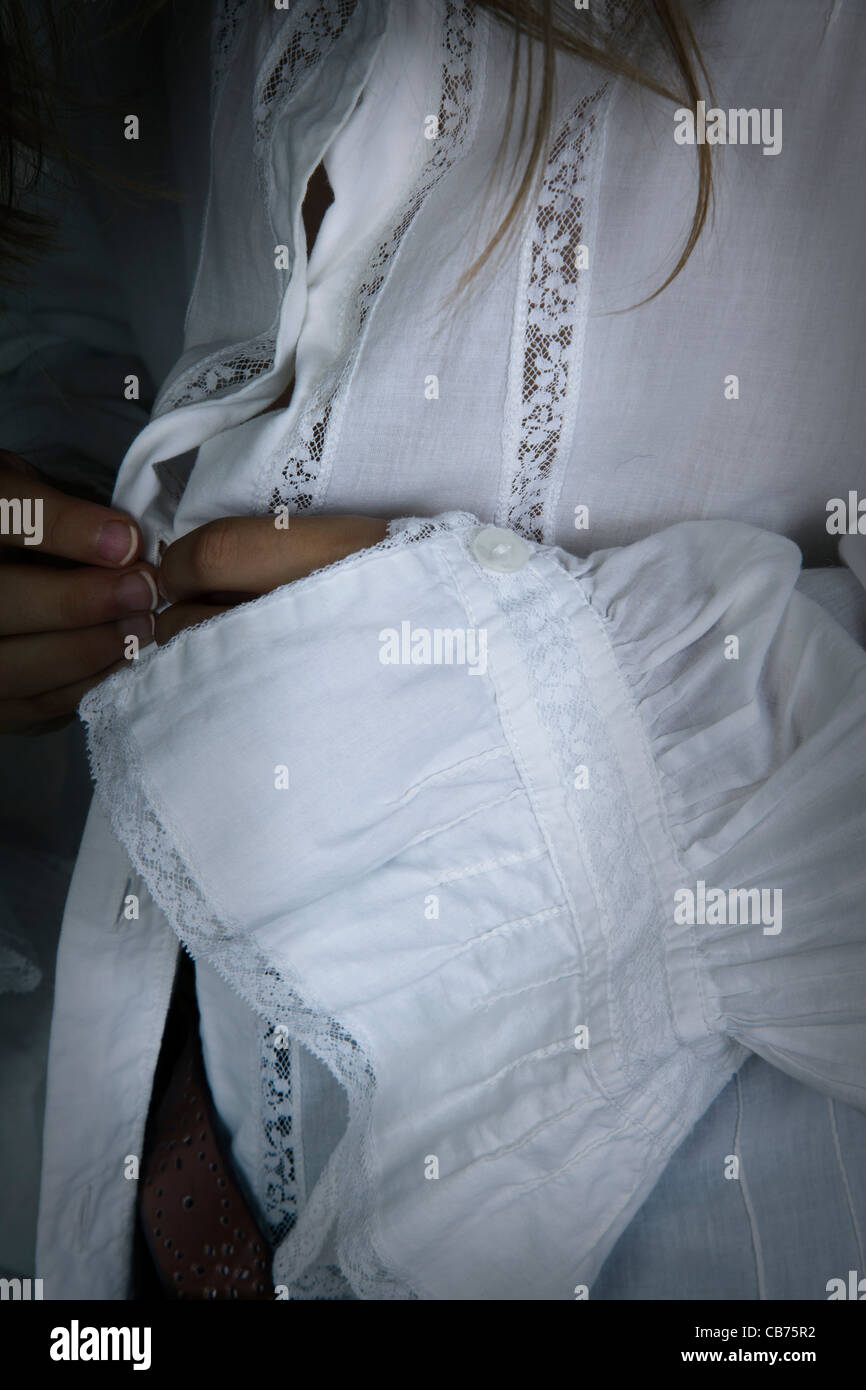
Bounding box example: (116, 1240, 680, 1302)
(97, 519, 139, 566)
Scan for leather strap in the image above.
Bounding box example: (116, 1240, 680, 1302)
(138, 954, 274, 1300)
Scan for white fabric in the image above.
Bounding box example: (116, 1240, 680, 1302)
(29, 0, 866, 1298)
(72, 511, 866, 1299)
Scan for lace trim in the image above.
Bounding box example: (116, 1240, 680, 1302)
(78, 756, 410, 1300)
(495, 0, 643, 544)
(479, 547, 707, 1108)
(262, 0, 479, 516)
(153, 337, 278, 419)
(211, 0, 252, 120)
(258, 1019, 300, 1246)
(499, 82, 610, 543)
(253, 0, 357, 160)
(78, 518, 470, 1298)
(384, 515, 448, 546)
(258, 1026, 361, 1297)
(154, 1, 361, 421)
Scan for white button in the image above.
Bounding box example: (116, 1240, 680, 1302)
(471, 526, 532, 573)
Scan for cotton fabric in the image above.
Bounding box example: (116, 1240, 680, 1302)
(15, 0, 866, 1298)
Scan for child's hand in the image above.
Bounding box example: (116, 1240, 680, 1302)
(0, 451, 159, 734)
(155, 514, 389, 646)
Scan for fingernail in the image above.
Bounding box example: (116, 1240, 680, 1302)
(119, 613, 155, 647)
(98, 520, 137, 565)
(114, 569, 159, 612)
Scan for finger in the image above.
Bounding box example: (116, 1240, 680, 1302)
(159, 514, 388, 603)
(0, 614, 155, 701)
(0, 453, 144, 566)
(154, 602, 231, 647)
(0, 655, 132, 736)
(0, 450, 40, 478)
(0, 562, 159, 637)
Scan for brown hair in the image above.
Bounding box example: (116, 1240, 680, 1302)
(466, 0, 715, 309)
(0, 0, 714, 306)
(0, 0, 172, 282)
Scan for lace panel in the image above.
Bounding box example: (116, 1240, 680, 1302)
(253, 0, 357, 158)
(153, 338, 279, 419)
(89, 788, 407, 1298)
(499, 82, 609, 543)
(154, 1, 361, 421)
(211, 0, 252, 118)
(258, 1020, 300, 1245)
(383, 515, 448, 546)
(480, 549, 704, 1103)
(78, 519, 463, 1297)
(263, 0, 478, 516)
(143, 0, 638, 1295)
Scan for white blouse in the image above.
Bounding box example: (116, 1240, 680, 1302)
(26, 0, 866, 1299)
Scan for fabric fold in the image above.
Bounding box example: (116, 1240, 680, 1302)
(565, 521, 866, 1112)
(78, 513, 866, 1298)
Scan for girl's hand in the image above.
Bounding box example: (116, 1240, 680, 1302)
(0, 451, 159, 735)
(155, 514, 389, 646)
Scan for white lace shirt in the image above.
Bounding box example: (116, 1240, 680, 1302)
(31, 0, 866, 1299)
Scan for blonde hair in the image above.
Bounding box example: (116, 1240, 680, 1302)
(464, 0, 715, 308)
(0, 0, 714, 307)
